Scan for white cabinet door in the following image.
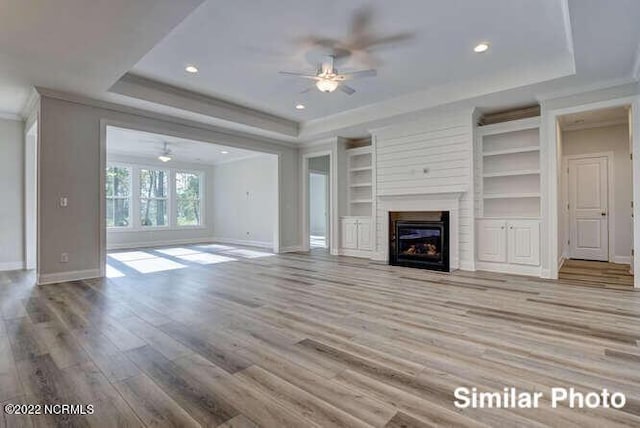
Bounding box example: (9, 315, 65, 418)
(477, 220, 507, 263)
(507, 220, 540, 266)
(341, 219, 358, 250)
(357, 218, 372, 250)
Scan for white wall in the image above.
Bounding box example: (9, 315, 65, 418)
(106, 154, 215, 250)
(561, 124, 632, 262)
(372, 107, 474, 269)
(309, 172, 327, 236)
(37, 95, 298, 283)
(212, 155, 278, 247)
(0, 118, 24, 270)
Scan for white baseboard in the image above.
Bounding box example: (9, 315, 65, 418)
(38, 269, 101, 285)
(458, 260, 476, 271)
(0, 261, 24, 271)
(613, 256, 632, 265)
(558, 255, 566, 270)
(476, 261, 542, 278)
(211, 237, 273, 249)
(541, 268, 555, 279)
(337, 248, 372, 259)
(108, 237, 215, 250)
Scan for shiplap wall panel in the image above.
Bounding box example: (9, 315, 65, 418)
(373, 108, 474, 269)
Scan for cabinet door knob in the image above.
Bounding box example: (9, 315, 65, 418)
(501, 226, 505, 230)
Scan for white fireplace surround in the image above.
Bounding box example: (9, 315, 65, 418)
(375, 189, 466, 271)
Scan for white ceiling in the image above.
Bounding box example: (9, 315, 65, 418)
(2, 0, 640, 142)
(0, 0, 204, 115)
(131, 0, 573, 121)
(106, 127, 266, 165)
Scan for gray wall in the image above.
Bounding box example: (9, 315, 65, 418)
(106, 154, 216, 250)
(561, 124, 632, 261)
(38, 95, 299, 280)
(212, 155, 278, 247)
(0, 118, 24, 270)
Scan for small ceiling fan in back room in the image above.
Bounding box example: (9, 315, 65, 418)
(278, 5, 414, 95)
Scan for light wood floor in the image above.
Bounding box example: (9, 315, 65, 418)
(560, 259, 634, 289)
(1, 245, 640, 427)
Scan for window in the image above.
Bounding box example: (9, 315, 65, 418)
(175, 172, 202, 226)
(105, 166, 131, 227)
(140, 169, 168, 227)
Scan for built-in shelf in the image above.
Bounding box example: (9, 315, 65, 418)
(483, 192, 541, 199)
(346, 145, 374, 217)
(482, 169, 540, 178)
(483, 146, 539, 157)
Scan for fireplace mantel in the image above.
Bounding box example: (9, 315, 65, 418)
(378, 186, 469, 201)
(375, 187, 467, 271)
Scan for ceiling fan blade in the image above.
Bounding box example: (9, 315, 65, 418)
(279, 71, 320, 80)
(362, 32, 414, 49)
(339, 69, 377, 80)
(339, 84, 356, 95)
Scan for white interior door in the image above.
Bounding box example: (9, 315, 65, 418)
(568, 156, 609, 261)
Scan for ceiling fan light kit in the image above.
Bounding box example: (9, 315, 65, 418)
(158, 142, 172, 162)
(316, 79, 339, 93)
(280, 55, 376, 96)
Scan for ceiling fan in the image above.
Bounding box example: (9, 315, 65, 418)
(158, 142, 172, 162)
(279, 55, 376, 95)
(296, 5, 414, 68)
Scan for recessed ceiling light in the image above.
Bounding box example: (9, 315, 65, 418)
(295, 103, 305, 110)
(474, 42, 489, 53)
(220, 150, 229, 154)
(185, 65, 199, 73)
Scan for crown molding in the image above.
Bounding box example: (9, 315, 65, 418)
(19, 88, 40, 120)
(0, 111, 21, 121)
(536, 78, 639, 104)
(109, 73, 299, 138)
(35, 86, 299, 150)
(632, 42, 640, 82)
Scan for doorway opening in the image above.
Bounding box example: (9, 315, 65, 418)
(307, 155, 330, 250)
(25, 121, 38, 271)
(101, 125, 280, 277)
(556, 106, 634, 284)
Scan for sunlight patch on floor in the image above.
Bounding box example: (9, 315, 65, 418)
(224, 248, 274, 259)
(108, 251, 187, 274)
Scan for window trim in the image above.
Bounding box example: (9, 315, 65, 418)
(106, 161, 206, 232)
(139, 167, 170, 229)
(174, 169, 204, 228)
(105, 164, 132, 229)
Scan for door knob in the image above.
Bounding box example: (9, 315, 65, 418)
(601, 212, 607, 216)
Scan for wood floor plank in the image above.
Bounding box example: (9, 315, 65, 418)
(1, 245, 638, 426)
(114, 373, 201, 427)
(125, 345, 239, 426)
(235, 365, 373, 427)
